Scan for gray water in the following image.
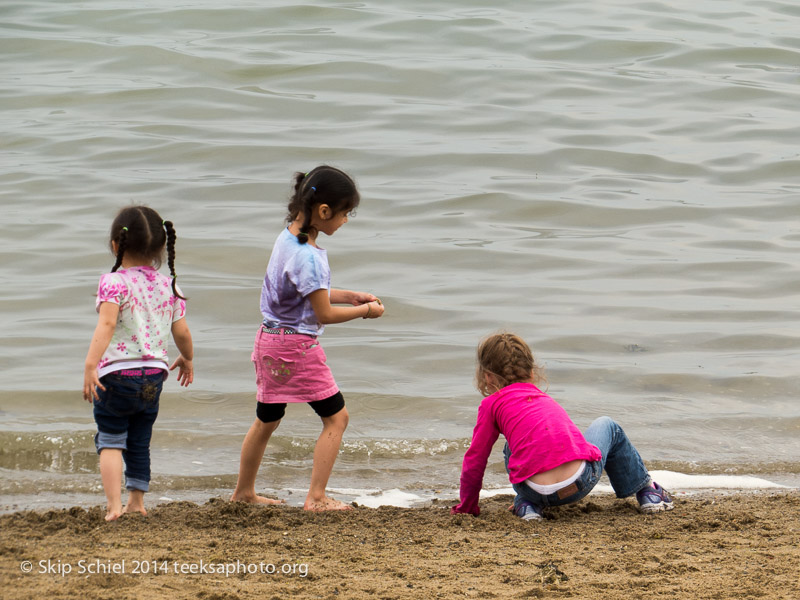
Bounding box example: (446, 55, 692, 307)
(1, 0, 799, 511)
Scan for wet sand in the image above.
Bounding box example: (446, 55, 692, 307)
(1, 492, 798, 599)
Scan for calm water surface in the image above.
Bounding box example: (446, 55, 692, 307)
(1, 0, 799, 510)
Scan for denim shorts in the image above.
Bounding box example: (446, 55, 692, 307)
(93, 369, 164, 492)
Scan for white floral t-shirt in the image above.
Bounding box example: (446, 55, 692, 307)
(95, 265, 187, 378)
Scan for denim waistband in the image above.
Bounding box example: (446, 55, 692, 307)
(524, 460, 587, 495)
(532, 460, 601, 506)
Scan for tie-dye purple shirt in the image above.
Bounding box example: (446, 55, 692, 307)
(260, 227, 331, 336)
(95, 265, 186, 377)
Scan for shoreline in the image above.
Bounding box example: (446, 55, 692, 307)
(2, 490, 798, 599)
(1, 466, 795, 516)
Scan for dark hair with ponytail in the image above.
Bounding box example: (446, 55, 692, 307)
(286, 165, 360, 244)
(109, 205, 185, 299)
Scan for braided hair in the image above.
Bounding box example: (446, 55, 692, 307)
(475, 332, 546, 396)
(285, 165, 360, 244)
(109, 205, 185, 299)
(163, 220, 184, 299)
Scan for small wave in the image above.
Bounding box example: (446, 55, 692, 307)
(279, 437, 469, 459)
(0, 432, 97, 474)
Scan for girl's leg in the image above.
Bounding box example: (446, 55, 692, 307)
(503, 443, 531, 510)
(99, 449, 124, 521)
(584, 416, 651, 498)
(125, 490, 146, 516)
(93, 375, 130, 521)
(123, 399, 160, 516)
(304, 407, 351, 511)
(231, 418, 283, 504)
(503, 443, 545, 520)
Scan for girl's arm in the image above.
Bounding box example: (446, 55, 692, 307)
(308, 289, 384, 324)
(169, 317, 194, 387)
(451, 405, 500, 516)
(83, 302, 120, 402)
(329, 288, 377, 306)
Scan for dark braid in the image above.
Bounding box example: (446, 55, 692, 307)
(163, 220, 185, 300)
(285, 165, 360, 245)
(108, 205, 185, 299)
(297, 186, 317, 244)
(111, 227, 128, 272)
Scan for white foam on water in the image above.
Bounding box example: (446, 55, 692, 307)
(350, 489, 425, 508)
(283, 487, 426, 508)
(480, 488, 515, 499)
(592, 471, 790, 494)
(479, 471, 791, 501)
(253, 471, 795, 511)
(645, 470, 790, 491)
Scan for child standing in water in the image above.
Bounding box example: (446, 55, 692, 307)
(83, 206, 194, 521)
(231, 165, 384, 511)
(452, 332, 673, 520)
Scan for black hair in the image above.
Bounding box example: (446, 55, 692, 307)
(286, 165, 360, 244)
(109, 205, 185, 299)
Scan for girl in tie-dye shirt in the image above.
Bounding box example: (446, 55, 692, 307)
(83, 205, 194, 522)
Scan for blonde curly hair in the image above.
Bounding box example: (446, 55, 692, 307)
(475, 332, 546, 396)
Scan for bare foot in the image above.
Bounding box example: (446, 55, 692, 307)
(230, 492, 284, 505)
(105, 503, 124, 522)
(123, 490, 148, 517)
(303, 497, 354, 512)
(123, 504, 147, 517)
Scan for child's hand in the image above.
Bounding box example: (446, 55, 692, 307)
(83, 366, 105, 403)
(450, 505, 473, 516)
(349, 291, 379, 306)
(362, 300, 385, 319)
(170, 355, 194, 387)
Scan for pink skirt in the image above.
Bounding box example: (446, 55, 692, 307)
(252, 327, 339, 403)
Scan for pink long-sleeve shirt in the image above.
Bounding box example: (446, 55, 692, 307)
(452, 382, 602, 516)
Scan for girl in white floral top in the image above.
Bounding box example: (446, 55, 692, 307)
(83, 205, 194, 521)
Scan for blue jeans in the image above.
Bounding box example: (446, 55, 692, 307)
(93, 371, 163, 492)
(506, 416, 651, 510)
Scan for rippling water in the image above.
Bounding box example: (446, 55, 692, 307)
(1, 0, 799, 510)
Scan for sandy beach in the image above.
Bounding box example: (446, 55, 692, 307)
(1, 491, 797, 599)
(4, 8, 800, 600)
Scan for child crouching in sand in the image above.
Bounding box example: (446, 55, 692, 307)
(452, 332, 673, 520)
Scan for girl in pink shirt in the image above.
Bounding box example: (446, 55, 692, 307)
(452, 333, 673, 520)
